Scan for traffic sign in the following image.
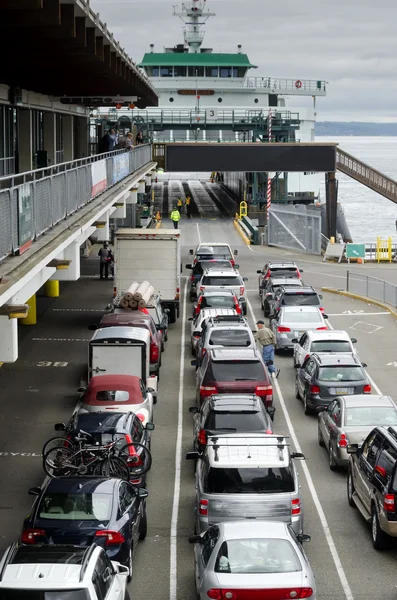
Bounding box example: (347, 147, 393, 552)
(346, 243, 365, 262)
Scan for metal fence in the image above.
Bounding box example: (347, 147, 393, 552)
(347, 271, 397, 307)
(268, 204, 322, 255)
(0, 145, 152, 262)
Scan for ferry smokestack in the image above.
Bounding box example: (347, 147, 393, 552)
(238, 44, 242, 53)
(150, 43, 154, 53)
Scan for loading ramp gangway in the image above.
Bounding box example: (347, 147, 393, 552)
(337, 148, 397, 204)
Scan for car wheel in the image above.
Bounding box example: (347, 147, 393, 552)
(329, 443, 338, 470)
(318, 424, 325, 447)
(191, 345, 196, 356)
(303, 392, 312, 415)
(164, 330, 168, 342)
(295, 379, 301, 400)
(264, 304, 269, 318)
(243, 304, 247, 316)
(347, 469, 356, 507)
(124, 591, 131, 600)
(161, 340, 165, 352)
(372, 506, 389, 549)
(126, 546, 133, 582)
(139, 509, 148, 540)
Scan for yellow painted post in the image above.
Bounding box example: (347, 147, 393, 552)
(44, 280, 60, 298)
(20, 294, 37, 325)
(239, 201, 248, 219)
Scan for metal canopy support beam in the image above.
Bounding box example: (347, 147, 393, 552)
(326, 171, 337, 240)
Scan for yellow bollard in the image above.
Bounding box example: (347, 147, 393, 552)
(20, 294, 37, 325)
(44, 280, 59, 298)
(330, 236, 335, 244)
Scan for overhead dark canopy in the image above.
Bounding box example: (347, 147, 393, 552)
(0, 0, 158, 108)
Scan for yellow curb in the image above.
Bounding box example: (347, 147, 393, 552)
(233, 219, 251, 246)
(321, 287, 397, 319)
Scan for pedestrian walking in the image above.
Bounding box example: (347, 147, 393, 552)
(170, 207, 181, 229)
(186, 195, 192, 218)
(177, 197, 184, 214)
(98, 242, 111, 279)
(97, 131, 112, 154)
(254, 320, 280, 378)
(108, 128, 118, 150)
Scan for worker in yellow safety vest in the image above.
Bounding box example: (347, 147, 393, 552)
(185, 195, 191, 218)
(170, 207, 181, 229)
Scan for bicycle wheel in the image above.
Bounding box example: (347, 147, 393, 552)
(42, 437, 75, 457)
(43, 447, 77, 478)
(93, 456, 130, 481)
(117, 443, 152, 477)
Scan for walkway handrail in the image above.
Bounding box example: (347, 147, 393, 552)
(346, 270, 397, 308)
(337, 147, 397, 204)
(243, 77, 327, 93)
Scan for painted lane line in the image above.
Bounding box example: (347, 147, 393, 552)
(169, 278, 188, 600)
(327, 312, 389, 317)
(247, 298, 354, 600)
(32, 338, 90, 342)
(327, 318, 383, 395)
(196, 222, 202, 244)
(0, 452, 42, 457)
(52, 309, 104, 312)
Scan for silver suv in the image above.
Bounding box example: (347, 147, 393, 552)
(195, 314, 255, 367)
(197, 269, 248, 315)
(187, 434, 305, 534)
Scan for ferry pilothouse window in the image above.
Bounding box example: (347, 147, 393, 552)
(174, 66, 187, 77)
(206, 67, 219, 77)
(153, 67, 160, 77)
(160, 67, 173, 77)
(220, 68, 232, 78)
(188, 66, 205, 77)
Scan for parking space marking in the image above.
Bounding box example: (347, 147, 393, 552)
(247, 298, 354, 600)
(196, 222, 202, 244)
(52, 309, 103, 312)
(348, 321, 383, 334)
(33, 361, 69, 367)
(0, 452, 41, 457)
(170, 279, 188, 600)
(32, 338, 90, 342)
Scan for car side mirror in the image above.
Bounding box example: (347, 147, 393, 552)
(147, 387, 155, 394)
(297, 533, 311, 543)
(191, 360, 197, 366)
(243, 277, 248, 282)
(28, 487, 42, 496)
(88, 324, 99, 331)
(185, 264, 192, 269)
(146, 422, 155, 431)
(188, 534, 204, 544)
(105, 303, 112, 310)
(188, 317, 193, 321)
(138, 488, 149, 498)
(266, 407, 276, 420)
(299, 269, 304, 273)
(189, 406, 199, 414)
(361, 363, 367, 368)
(291, 338, 298, 344)
(189, 249, 194, 255)
(319, 294, 323, 299)
(269, 314, 276, 320)
(54, 423, 66, 431)
(346, 443, 359, 454)
(77, 387, 86, 393)
(351, 338, 357, 344)
(256, 270, 262, 274)
(291, 452, 305, 460)
(234, 250, 238, 256)
(186, 451, 200, 460)
(117, 564, 130, 576)
(234, 264, 240, 269)
(323, 314, 328, 319)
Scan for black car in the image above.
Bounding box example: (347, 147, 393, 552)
(186, 259, 238, 300)
(295, 353, 370, 415)
(189, 394, 275, 452)
(21, 477, 148, 581)
(272, 285, 324, 317)
(257, 261, 303, 295)
(49, 411, 153, 486)
(261, 277, 304, 317)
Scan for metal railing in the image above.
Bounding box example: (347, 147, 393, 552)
(0, 145, 152, 263)
(346, 270, 397, 308)
(243, 77, 327, 93)
(0, 157, 15, 177)
(337, 148, 397, 204)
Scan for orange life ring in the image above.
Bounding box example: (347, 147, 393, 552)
(295, 80, 302, 89)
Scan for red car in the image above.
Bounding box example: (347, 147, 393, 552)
(194, 347, 273, 408)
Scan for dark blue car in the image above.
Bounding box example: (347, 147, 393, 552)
(20, 477, 148, 581)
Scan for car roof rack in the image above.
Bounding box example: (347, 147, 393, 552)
(210, 315, 246, 324)
(0, 542, 18, 582)
(79, 544, 98, 582)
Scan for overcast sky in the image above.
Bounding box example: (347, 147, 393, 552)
(90, 0, 397, 122)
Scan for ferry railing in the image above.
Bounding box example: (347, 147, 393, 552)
(0, 144, 152, 263)
(346, 270, 397, 308)
(243, 77, 327, 93)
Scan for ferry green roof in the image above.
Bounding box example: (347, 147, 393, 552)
(139, 53, 257, 68)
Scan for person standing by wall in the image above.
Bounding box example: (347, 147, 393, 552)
(177, 197, 184, 214)
(185, 195, 191, 218)
(108, 128, 118, 150)
(170, 207, 181, 229)
(254, 320, 280, 378)
(98, 131, 112, 154)
(98, 242, 111, 279)
(115, 132, 134, 150)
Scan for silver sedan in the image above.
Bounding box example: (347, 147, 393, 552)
(189, 520, 315, 600)
(270, 306, 328, 351)
(318, 394, 397, 470)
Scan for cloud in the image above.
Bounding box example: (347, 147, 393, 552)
(91, 0, 397, 120)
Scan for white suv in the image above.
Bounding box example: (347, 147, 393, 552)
(0, 543, 130, 600)
(198, 269, 248, 315)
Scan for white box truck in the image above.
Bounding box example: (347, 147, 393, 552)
(114, 228, 181, 323)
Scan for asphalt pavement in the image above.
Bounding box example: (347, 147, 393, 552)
(1, 212, 397, 600)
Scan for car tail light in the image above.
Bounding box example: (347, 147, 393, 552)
(21, 529, 46, 544)
(278, 326, 291, 333)
(255, 385, 272, 397)
(239, 286, 245, 296)
(175, 287, 180, 300)
(136, 413, 145, 422)
(296, 269, 301, 277)
(198, 429, 207, 446)
(200, 286, 205, 291)
(235, 303, 242, 315)
(310, 384, 320, 394)
(230, 260, 235, 267)
(113, 286, 117, 298)
(304, 354, 310, 362)
(190, 275, 195, 282)
(264, 271, 270, 279)
(150, 342, 159, 363)
(337, 432, 349, 448)
(200, 386, 218, 397)
(193, 333, 201, 339)
(291, 498, 301, 515)
(319, 307, 325, 312)
(95, 530, 125, 545)
(384, 493, 395, 513)
(199, 498, 208, 516)
(363, 384, 372, 394)
(316, 326, 327, 331)
(266, 428, 272, 434)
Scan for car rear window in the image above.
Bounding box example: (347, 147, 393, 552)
(318, 366, 364, 382)
(269, 268, 298, 276)
(204, 467, 295, 493)
(311, 340, 352, 353)
(282, 311, 322, 324)
(282, 294, 319, 307)
(96, 390, 130, 402)
(205, 361, 265, 382)
(215, 539, 301, 574)
(202, 276, 241, 286)
(209, 247, 232, 259)
(38, 492, 112, 521)
(206, 411, 268, 432)
(0, 592, 90, 600)
(200, 296, 236, 309)
(345, 406, 397, 427)
(209, 330, 251, 347)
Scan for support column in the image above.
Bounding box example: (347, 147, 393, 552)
(75, 116, 89, 158)
(326, 172, 337, 240)
(20, 294, 37, 326)
(18, 108, 33, 172)
(44, 280, 59, 297)
(0, 317, 18, 363)
(95, 212, 110, 242)
(63, 114, 74, 162)
(43, 111, 56, 166)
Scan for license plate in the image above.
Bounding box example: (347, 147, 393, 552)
(294, 331, 303, 338)
(332, 387, 350, 395)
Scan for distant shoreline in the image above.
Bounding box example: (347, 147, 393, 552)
(316, 122, 397, 136)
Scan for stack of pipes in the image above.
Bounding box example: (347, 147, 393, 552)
(119, 281, 155, 309)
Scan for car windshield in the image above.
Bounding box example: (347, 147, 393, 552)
(38, 492, 112, 521)
(345, 406, 397, 426)
(311, 340, 352, 352)
(206, 411, 267, 432)
(202, 276, 241, 286)
(318, 366, 364, 382)
(0, 592, 90, 600)
(200, 296, 235, 309)
(209, 330, 251, 347)
(205, 467, 294, 493)
(283, 294, 319, 306)
(206, 247, 232, 259)
(206, 361, 265, 382)
(96, 390, 130, 402)
(283, 312, 322, 324)
(146, 307, 160, 323)
(214, 539, 301, 574)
